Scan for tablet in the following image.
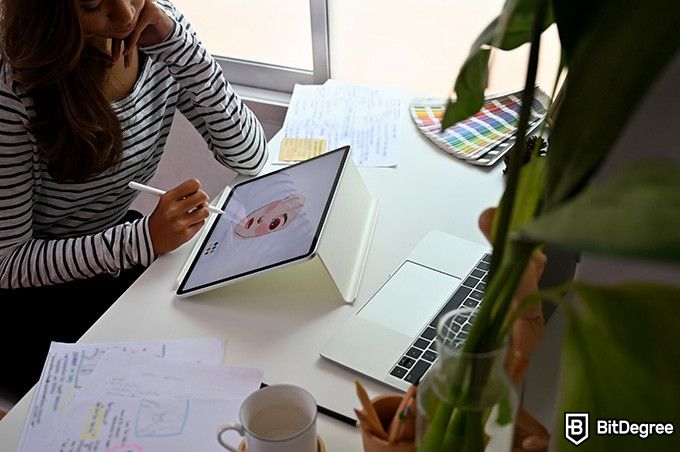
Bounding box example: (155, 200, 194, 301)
(176, 146, 351, 297)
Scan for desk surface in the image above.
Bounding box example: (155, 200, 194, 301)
(0, 91, 506, 451)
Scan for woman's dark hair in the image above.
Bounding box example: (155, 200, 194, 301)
(0, 0, 122, 183)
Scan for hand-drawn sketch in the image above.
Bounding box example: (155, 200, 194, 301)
(135, 399, 190, 437)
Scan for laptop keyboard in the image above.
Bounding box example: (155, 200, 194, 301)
(389, 253, 491, 384)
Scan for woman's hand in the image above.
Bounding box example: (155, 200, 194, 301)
(112, 0, 174, 67)
(148, 179, 210, 255)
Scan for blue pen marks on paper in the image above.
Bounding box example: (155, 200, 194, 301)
(134, 399, 190, 438)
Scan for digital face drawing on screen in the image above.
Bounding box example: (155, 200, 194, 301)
(182, 150, 346, 292)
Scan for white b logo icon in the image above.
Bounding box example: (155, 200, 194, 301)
(565, 413, 589, 446)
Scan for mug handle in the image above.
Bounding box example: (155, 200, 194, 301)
(217, 423, 245, 452)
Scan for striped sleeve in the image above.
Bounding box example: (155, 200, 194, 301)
(141, 1, 268, 176)
(0, 77, 155, 289)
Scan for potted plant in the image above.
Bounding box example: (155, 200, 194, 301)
(416, 0, 680, 450)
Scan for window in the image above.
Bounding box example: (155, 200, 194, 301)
(173, 0, 330, 93)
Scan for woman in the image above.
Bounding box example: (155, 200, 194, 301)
(0, 0, 267, 394)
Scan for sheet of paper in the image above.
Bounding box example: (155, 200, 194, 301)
(35, 353, 262, 452)
(77, 352, 262, 401)
(36, 397, 244, 451)
(279, 81, 402, 167)
(17, 338, 225, 452)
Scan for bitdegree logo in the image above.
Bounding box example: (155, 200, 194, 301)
(565, 412, 675, 446)
(565, 413, 589, 446)
(597, 419, 675, 439)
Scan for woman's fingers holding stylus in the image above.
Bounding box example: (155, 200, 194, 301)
(149, 179, 209, 254)
(178, 191, 210, 214)
(167, 179, 202, 200)
(165, 179, 210, 216)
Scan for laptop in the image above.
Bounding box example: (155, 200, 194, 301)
(320, 230, 491, 391)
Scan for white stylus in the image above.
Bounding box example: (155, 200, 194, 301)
(128, 181, 225, 215)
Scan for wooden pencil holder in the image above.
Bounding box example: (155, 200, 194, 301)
(358, 394, 415, 452)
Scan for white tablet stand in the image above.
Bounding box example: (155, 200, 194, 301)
(312, 158, 379, 302)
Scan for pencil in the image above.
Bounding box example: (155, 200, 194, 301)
(401, 399, 416, 441)
(354, 408, 385, 439)
(355, 380, 388, 439)
(387, 384, 417, 443)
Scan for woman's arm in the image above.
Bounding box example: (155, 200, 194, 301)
(138, 0, 268, 176)
(0, 78, 155, 289)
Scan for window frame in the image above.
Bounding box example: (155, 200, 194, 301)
(214, 0, 330, 94)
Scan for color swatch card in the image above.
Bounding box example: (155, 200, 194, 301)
(410, 89, 550, 166)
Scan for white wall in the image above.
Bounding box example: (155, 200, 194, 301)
(328, 0, 561, 97)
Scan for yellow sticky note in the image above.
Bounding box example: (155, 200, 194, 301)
(280, 138, 327, 161)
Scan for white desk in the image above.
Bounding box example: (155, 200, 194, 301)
(0, 91, 505, 451)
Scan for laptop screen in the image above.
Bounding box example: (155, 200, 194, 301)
(177, 146, 350, 296)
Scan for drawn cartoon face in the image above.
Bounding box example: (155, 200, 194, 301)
(235, 194, 305, 238)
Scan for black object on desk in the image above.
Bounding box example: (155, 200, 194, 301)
(260, 382, 358, 427)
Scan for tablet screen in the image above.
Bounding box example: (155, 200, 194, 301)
(177, 146, 350, 296)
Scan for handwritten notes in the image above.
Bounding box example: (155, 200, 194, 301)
(279, 81, 403, 167)
(17, 338, 262, 452)
(33, 353, 262, 451)
(77, 352, 261, 401)
(37, 397, 242, 452)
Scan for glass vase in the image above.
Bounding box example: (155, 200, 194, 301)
(416, 308, 518, 452)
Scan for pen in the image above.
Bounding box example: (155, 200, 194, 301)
(259, 383, 357, 428)
(128, 181, 225, 215)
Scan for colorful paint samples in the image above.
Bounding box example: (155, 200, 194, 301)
(410, 89, 550, 166)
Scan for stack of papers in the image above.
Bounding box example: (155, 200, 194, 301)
(17, 338, 262, 452)
(278, 80, 403, 167)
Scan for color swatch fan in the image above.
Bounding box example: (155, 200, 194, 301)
(410, 89, 550, 166)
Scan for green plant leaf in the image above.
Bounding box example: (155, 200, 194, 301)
(442, 49, 491, 129)
(442, 0, 555, 128)
(519, 161, 680, 262)
(556, 283, 680, 451)
(551, 0, 608, 62)
(497, 0, 554, 51)
(545, 0, 680, 207)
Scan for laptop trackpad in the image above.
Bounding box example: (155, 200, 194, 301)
(357, 261, 460, 337)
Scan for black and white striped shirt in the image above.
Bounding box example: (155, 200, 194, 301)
(0, 0, 268, 289)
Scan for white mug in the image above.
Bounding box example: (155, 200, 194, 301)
(217, 384, 318, 452)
